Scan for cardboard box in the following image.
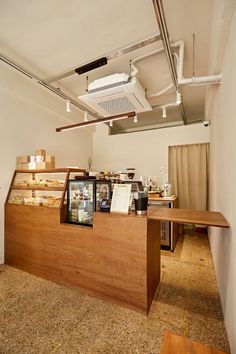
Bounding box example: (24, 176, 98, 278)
(28, 162, 37, 170)
(45, 155, 55, 163)
(36, 162, 53, 169)
(22, 163, 29, 170)
(16, 163, 23, 170)
(35, 149, 46, 158)
(16, 156, 30, 163)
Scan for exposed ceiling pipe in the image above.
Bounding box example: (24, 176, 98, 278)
(152, 0, 178, 90)
(152, 102, 180, 110)
(131, 41, 221, 97)
(172, 40, 222, 86)
(152, 0, 187, 125)
(131, 40, 221, 87)
(147, 83, 173, 98)
(130, 47, 165, 76)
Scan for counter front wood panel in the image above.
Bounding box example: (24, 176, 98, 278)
(149, 208, 229, 228)
(5, 204, 160, 314)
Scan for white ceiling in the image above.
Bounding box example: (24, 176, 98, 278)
(0, 0, 216, 133)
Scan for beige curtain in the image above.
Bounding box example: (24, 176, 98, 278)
(168, 143, 209, 210)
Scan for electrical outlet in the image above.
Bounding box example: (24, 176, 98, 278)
(160, 166, 165, 175)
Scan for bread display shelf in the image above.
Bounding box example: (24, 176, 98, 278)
(11, 185, 64, 191)
(6, 168, 86, 209)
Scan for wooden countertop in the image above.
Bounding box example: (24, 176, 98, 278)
(148, 194, 177, 202)
(148, 208, 230, 228)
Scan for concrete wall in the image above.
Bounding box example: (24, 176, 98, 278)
(0, 63, 93, 264)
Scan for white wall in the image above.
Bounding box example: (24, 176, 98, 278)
(93, 123, 209, 183)
(0, 63, 93, 264)
(207, 2, 236, 353)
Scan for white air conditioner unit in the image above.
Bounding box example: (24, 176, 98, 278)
(78, 73, 152, 117)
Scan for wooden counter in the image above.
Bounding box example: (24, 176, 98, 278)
(5, 204, 160, 314)
(148, 208, 229, 228)
(148, 194, 178, 203)
(4, 201, 229, 315)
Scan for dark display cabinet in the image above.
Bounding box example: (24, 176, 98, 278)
(67, 177, 96, 226)
(96, 179, 111, 211)
(67, 178, 112, 226)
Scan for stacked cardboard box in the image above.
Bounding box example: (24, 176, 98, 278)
(16, 149, 56, 170)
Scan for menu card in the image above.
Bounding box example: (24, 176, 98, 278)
(110, 184, 132, 214)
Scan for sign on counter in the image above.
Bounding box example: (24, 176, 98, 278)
(110, 184, 132, 214)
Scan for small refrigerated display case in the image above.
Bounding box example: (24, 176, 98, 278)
(67, 177, 96, 226)
(96, 179, 111, 211)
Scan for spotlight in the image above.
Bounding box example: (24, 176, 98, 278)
(176, 91, 181, 104)
(162, 106, 167, 118)
(84, 111, 88, 122)
(134, 114, 138, 123)
(109, 121, 113, 127)
(66, 99, 71, 112)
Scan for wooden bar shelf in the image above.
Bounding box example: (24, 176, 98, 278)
(11, 185, 65, 191)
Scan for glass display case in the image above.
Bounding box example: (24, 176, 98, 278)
(67, 177, 96, 226)
(95, 179, 111, 211)
(6, 168, 86, 208)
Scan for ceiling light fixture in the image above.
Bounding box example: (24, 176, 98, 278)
(56, 111, 136, 132)
(109, 121, 113, 127)
(66, 99, 71, 112)
(176, 91, 182, 105)
(84, 111, 88, 121)
(134, 114, 138, 123)
(162, 106, 167, 118)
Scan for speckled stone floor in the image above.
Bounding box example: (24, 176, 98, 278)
(0, 230, 230, 354)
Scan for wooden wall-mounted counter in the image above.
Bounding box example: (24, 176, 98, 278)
(5, 204, 160, 314)
(148, 208, 230, 228)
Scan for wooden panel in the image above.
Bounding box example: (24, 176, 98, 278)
(11, 186, 64, 191)
(147, 219, 160, 311)
(172, 198, 179, 250)
(5, 205, 160, 314)
(15, 168, 86, 173)
(148, 195, 178, 202)
(149, 208, 229, 228)
(161, 331, 228, 354)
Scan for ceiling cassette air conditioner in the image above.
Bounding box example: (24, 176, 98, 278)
(78, 73, 152, 116)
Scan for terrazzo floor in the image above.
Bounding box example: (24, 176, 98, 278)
(0, 230, 230, 354)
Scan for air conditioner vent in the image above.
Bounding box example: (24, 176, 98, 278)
(98, 96, 137, 115)
(78, 74, 152, 117)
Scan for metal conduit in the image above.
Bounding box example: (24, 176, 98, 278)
(0, 52, 99, 119)
(152, 0, 187, 125)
